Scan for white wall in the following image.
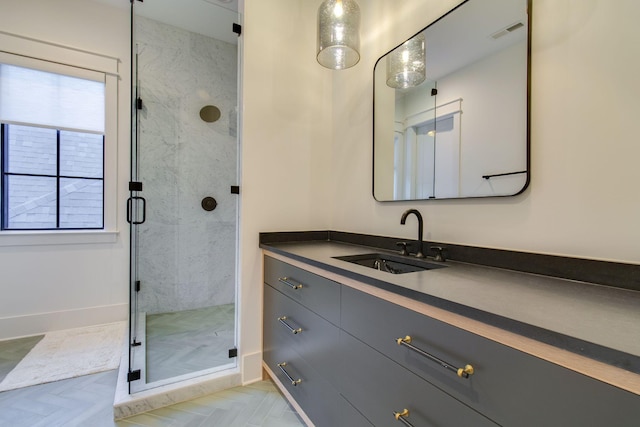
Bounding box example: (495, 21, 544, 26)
(331, 0, 640, 264)
(239, 0, 333, 382)
(0, 0, 131, 339)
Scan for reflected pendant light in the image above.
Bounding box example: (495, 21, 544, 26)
(386, 33, 426, 89)
(317, 0, 361, 70)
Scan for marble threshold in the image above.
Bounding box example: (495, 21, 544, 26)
(113, 337, 241, 419)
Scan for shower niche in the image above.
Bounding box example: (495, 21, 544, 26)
(128, 0, 240, 393)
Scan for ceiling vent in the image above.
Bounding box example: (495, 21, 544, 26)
(490, 22, 524, 40)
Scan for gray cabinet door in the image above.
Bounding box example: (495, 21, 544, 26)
(263, 341, 341, 427)
(264, 283, 341, 388)
(339, 396, 374, 427)
(264, 256, 341, 323)
(263, 286, 341, 427)
(339, 331, 499, 427)
(342, 285, 640, 427)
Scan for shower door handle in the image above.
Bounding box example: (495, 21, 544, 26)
(127, 196, 147, 225)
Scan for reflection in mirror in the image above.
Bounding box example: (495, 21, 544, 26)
(373, 0, 530, 201)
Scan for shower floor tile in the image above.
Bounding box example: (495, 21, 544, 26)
(145, 304, 235, 383)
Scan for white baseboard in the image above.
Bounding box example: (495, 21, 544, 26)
(241, 351, 264, 385)
(0, 303, 128, 341)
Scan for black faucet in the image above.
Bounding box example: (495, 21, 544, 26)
(400, 209, 425, 258)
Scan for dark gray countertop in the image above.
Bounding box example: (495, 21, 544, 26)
(261, 240, 640, 373)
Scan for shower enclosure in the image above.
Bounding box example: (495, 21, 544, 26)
(127, 0, 240, 393)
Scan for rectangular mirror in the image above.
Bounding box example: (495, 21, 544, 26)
(373, 0, 530, 201)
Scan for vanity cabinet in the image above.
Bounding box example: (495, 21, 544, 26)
(263, 284, 342, 426)
(339, 330, 498, 426)
(263, 256, 640, 427)
(264, 255, 340, 322)
(264, 257, 363, 427)
(342, 285, 640, 427)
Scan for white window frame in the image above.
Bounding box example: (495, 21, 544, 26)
(0, 31, 119, 246)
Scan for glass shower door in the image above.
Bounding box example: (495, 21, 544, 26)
(128, 0, 240, 393)
(127, 0, 144, 391)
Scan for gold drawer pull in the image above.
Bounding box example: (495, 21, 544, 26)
(277, 362, 302, 386)
(393, 408, 414, 426)
(396, 335, 475, 379)
(279, 277, 303, 290)
(277, 316, 303, 334)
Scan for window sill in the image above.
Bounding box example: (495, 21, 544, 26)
(0, 230, 119, 247)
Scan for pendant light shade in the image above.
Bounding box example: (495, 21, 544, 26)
(386, 33, 426, 89)
(317, 0, 361, 70)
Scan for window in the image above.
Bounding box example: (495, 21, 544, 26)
(0, 60, 106, 230)
(1, 124, 104, 229)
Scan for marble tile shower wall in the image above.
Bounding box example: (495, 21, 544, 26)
(136, 16, 238, 314)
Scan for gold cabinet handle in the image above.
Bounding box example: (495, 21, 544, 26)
(457, 364, 475, 377)
(277, 362, 302, 386)
(396, 335, 475, 379)
(397, 335, 412, 345)
(277, 316, 302, 334)
(393, 408, 414, 426)
(278, 277, 302, 290)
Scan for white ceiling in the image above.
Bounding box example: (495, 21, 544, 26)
(420, 0, 527, 81)
(91, 0, 523, 73)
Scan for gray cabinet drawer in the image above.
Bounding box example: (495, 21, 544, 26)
(339, 397, 374, 427)
(264, 283, 340, 388)
(263, 336, 341, 427)
(342, 285, 640, 427)
(264, 256, 340, 322)
(339, 331, 498, 427)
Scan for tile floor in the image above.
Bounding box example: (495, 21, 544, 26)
(0, 369, 304, 427)
(120, 379, 304, 427)
(0, 335, 44, 382)
(0, 323, 305, 427)
(0, 336, 44, 382)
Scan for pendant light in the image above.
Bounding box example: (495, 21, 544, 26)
(386, 33, 426, 89)
(317, 0, 361, 70)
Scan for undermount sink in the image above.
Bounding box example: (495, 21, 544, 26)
(333, 253, 446, 274)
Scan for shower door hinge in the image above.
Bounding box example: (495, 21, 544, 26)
(129, 181, 143, 192)
(135, 280, 141, 292)
(131, 340, 141, 347)
(137, 97, 143, 110)
(127, 370, 141, 382)
(231, 185, 240, 194)
(228, 348, 238, 358)
(431, 88, 438, 96)
(232, 23, 241, 36)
